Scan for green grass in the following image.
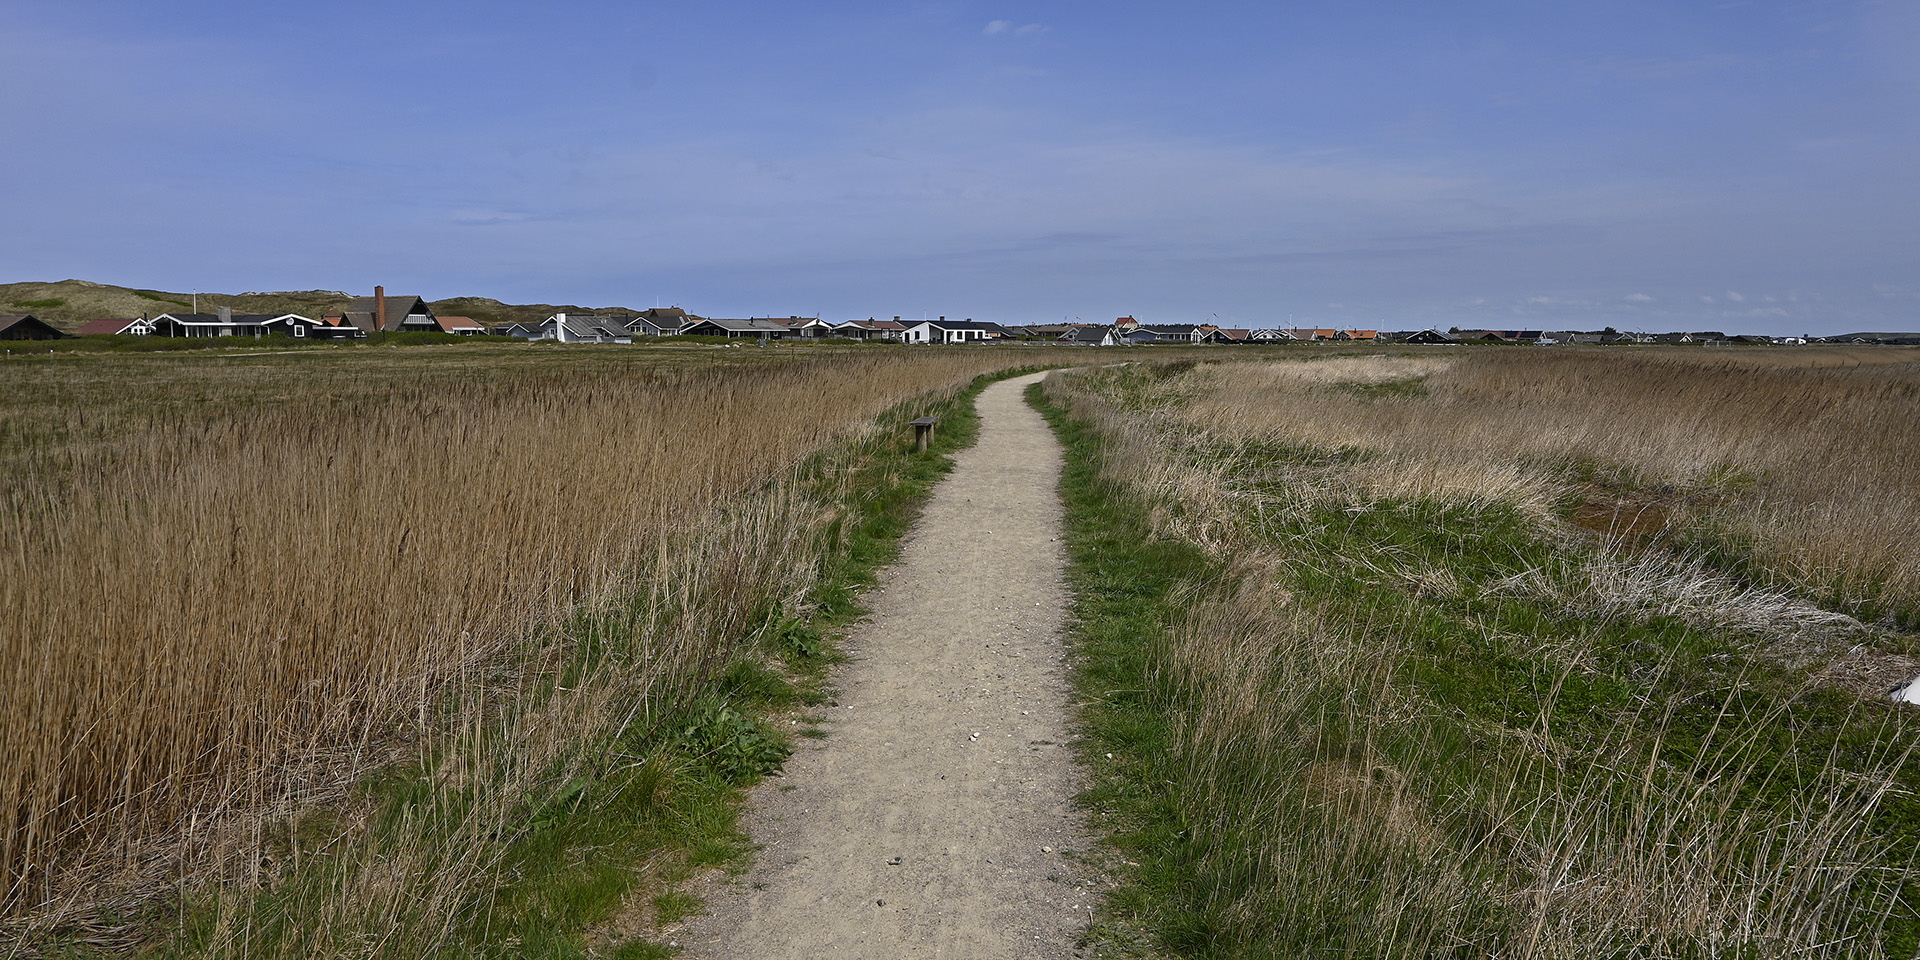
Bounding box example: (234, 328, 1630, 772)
(1027, 380, 1212, 955)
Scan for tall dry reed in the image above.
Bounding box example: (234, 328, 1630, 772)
(0, 346, 1043, 922)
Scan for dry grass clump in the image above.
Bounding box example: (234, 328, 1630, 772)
(0, 346, 1040, 926)
(1179, 348, 1920, 619)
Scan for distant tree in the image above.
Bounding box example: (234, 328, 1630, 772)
(1603, 326, 1618, 334)
(1447, 326, 1460, 334)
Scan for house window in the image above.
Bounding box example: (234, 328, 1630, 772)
(293, 325, 306, 337)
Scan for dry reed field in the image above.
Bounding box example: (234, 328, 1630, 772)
(0, 343, 1051, 946)
(1180, 347, 1920, 624)
(1042, 351, 1920, 958)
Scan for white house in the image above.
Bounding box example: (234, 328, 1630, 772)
(901, 319, 1007, 344)
(75, 317, 158, 336)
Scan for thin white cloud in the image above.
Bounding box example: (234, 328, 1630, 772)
(1725, 290, 1745, 301)
(984, 20, 1047, 37)
(1625, 292, 1653, 302)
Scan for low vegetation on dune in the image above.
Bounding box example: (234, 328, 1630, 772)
(0, 280, 357, 330)
(1037, 351, 1920, 958)
(0, 344, 1066, 954)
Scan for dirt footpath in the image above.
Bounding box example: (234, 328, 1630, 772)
(677, 372, 1098, 959)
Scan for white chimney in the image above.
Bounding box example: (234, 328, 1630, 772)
(554, 313, 568, 342)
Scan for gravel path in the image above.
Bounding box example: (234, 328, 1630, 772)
(677, 371, 1097, 959)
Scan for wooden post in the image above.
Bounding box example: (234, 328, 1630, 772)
(911, 416, 938, 453)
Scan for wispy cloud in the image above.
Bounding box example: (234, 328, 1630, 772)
(1625, 292, 1653, 302)
(983, 20, 1048, 37)
(1725, 290, 1745, 302)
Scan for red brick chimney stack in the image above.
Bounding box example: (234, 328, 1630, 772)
(375, 285, 386, 332)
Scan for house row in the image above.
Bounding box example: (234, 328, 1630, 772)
(1410, 329, 1843, 346)
(493, 314, 928, 342)
(40, 287, 1908, 349)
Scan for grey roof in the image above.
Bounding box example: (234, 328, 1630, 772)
(626, 315, 684, 333)
(1067, 325, 1115, 343)
(544, 314, 630, 340)
(912, 319, 1007, 332)
(688, 318, 794, 334)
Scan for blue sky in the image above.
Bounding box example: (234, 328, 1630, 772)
(4, 1, 1917, 333)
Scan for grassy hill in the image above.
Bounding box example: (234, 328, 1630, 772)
(426, 296, 653, 329)
(0, 280, 657, 333)
(0, 280, 354, 331)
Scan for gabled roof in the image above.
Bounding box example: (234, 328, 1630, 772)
(344, 294, 432, 332)
(0, 315, 63, 338)
(1067, 325, 1116, 344)
(628, 315, 684, 332)
(434, 316, 485, 332)
(543, 314, 631, 340)
(76, 318, 146, 335)
(908, 319, 1007, 331)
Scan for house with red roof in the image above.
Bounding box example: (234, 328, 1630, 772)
(76, 317, 156, 336)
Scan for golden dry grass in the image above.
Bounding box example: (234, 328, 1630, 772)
(1179, 347, 1920, 619)
(0, 345, 1050, 924)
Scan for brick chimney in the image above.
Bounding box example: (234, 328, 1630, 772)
(375, 286, 387, 333)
